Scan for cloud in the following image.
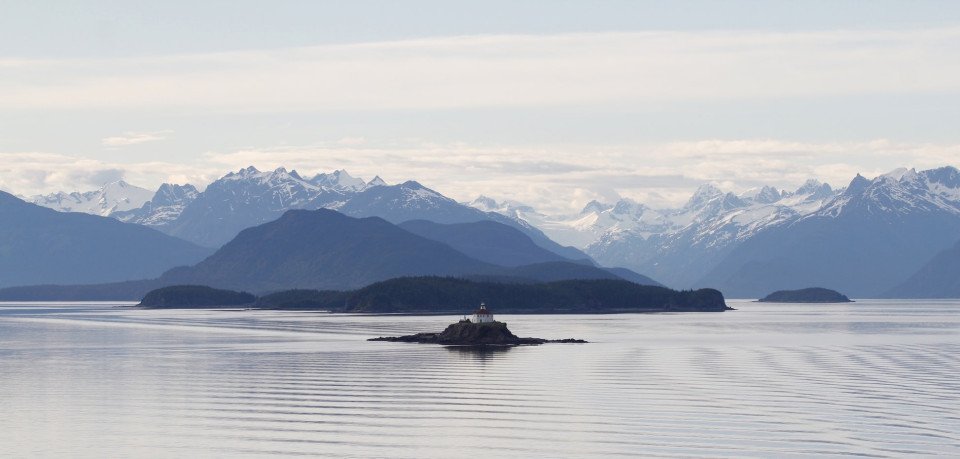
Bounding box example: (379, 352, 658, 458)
(101, 130, 172, 147)
(1, 28, 959, 113)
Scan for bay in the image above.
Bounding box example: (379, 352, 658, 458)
(1, 300, 958, 457)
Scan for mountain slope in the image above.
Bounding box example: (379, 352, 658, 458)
(887, 239, 960, 298)
(397, 219, 570, 267)
(114, 183, 200, 229)
(164, 167, 348, 247)
(339, 180, 591, 261)
(28, 180, 154, 216)
(696, 167, 960, 297)
(159, 208, 496, 292)
(0, 191, 212, 288)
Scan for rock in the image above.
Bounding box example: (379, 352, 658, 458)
(369, 320, 586, 346)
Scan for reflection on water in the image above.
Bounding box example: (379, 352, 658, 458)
(444, 344, 516, 360)
(0, 300, 959, 457)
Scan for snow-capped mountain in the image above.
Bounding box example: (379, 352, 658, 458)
(471, 179, 841, 288)
(116, 166, 588, 261)
(28, 180, 154, 217)
(309, 169, 368, 191)
(114, 183, 200, 228)
(163, 166, 355, 247)
(698, 166, 960, 297)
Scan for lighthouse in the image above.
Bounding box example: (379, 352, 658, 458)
(471, 302, 495, 323)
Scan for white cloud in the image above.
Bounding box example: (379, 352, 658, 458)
(101, 130, 172, 147)
(1, 28, 959, 112)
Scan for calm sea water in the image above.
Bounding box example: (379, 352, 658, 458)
(0, 300, 958, 458)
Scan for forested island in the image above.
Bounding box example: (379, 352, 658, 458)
(137, 277, 730, 313)
(758, 287, 852, 303)
(139, 285, 256, 308)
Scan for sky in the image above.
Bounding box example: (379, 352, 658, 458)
(2, 0, 960, 213)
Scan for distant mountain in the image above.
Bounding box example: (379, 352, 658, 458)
(397, 219, 570, 267)
(579, 181, 833, 288)
(887, 239, 960, 298)
(0, 191, 212, 288)
(472, 180, 837, 288)
(159, 208, 495, 292)
(162, 167, 349, 247)
(342, 181, 590, 262)
(114, 183, 199, 229)
(697, 167, 960, 297)
(28, 167, 590, 263)
(159, 209, 635, 294)
(28, 180, 154, 217)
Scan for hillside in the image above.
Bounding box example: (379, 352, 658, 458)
(887, 239, 960, 298)
(0, 192, 211, 289)
(696, 169, 960, 297)
(397, 219, 570, 267)
(159, 208, 496, 292)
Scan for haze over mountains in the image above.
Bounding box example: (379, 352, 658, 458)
(10, 164, 960, 298)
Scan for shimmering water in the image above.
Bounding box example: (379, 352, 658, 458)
(1, 300, 958, 457)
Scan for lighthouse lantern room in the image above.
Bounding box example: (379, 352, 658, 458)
(471, 302, 495, 323)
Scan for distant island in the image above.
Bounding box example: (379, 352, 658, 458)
(369, 304, 586, 345)
(139, 285, 256, 308)
(758, 287, 852, 303)
(137, 277, 730, 313)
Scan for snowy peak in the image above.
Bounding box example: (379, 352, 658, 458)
(581, 200, 613, 215)
(881, 167, 918, 182)
(367, 176, 387, 188)
(310, 169, 367, 191)
(470, 195, 501, 212)
(29, 180, 153, 217)
(740, 186, 782, 204)
(792, 179, 835, 201)
(817, 166, 960, 219)
(151, 183, 199, 207)
(611, 199, 648, 216)
(684, 184, 724, 210)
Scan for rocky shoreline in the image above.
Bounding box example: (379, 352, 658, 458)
(369, 320, 587, 346)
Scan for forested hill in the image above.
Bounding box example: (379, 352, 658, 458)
(141, 277, 729, 313)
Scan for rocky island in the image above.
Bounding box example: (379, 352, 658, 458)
(369, 304, 587, 346)
(759, 287, 852, 303)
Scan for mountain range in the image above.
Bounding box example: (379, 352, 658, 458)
(15, 164, 960, 298)
(0, 208, 653, 298)
(158, 209, 650, 292)
(473, 166, 960, 297)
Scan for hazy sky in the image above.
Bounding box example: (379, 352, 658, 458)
(3, 1, 960, 212)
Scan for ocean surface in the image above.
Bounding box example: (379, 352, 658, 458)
(0, 300, 958, 458)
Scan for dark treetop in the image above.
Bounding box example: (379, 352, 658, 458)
(758, 287, 852, 303)
(140, 277, 729, 313)
(139, 285, 256, 308)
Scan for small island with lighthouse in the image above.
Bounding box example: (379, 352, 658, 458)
(368, 303, 587, 346)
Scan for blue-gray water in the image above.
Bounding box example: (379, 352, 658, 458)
(1, 300, 958, 457)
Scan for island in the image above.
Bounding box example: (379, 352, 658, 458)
(369, 304, 586, 346)
(758, 287, 852, 303)
(139, 285, 256, 308)
(135, 277, 731, 313)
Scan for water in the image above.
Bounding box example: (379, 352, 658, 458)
(1, 300, 958, 457)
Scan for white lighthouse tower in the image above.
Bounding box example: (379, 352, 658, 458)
(471, 302, 495, 323)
